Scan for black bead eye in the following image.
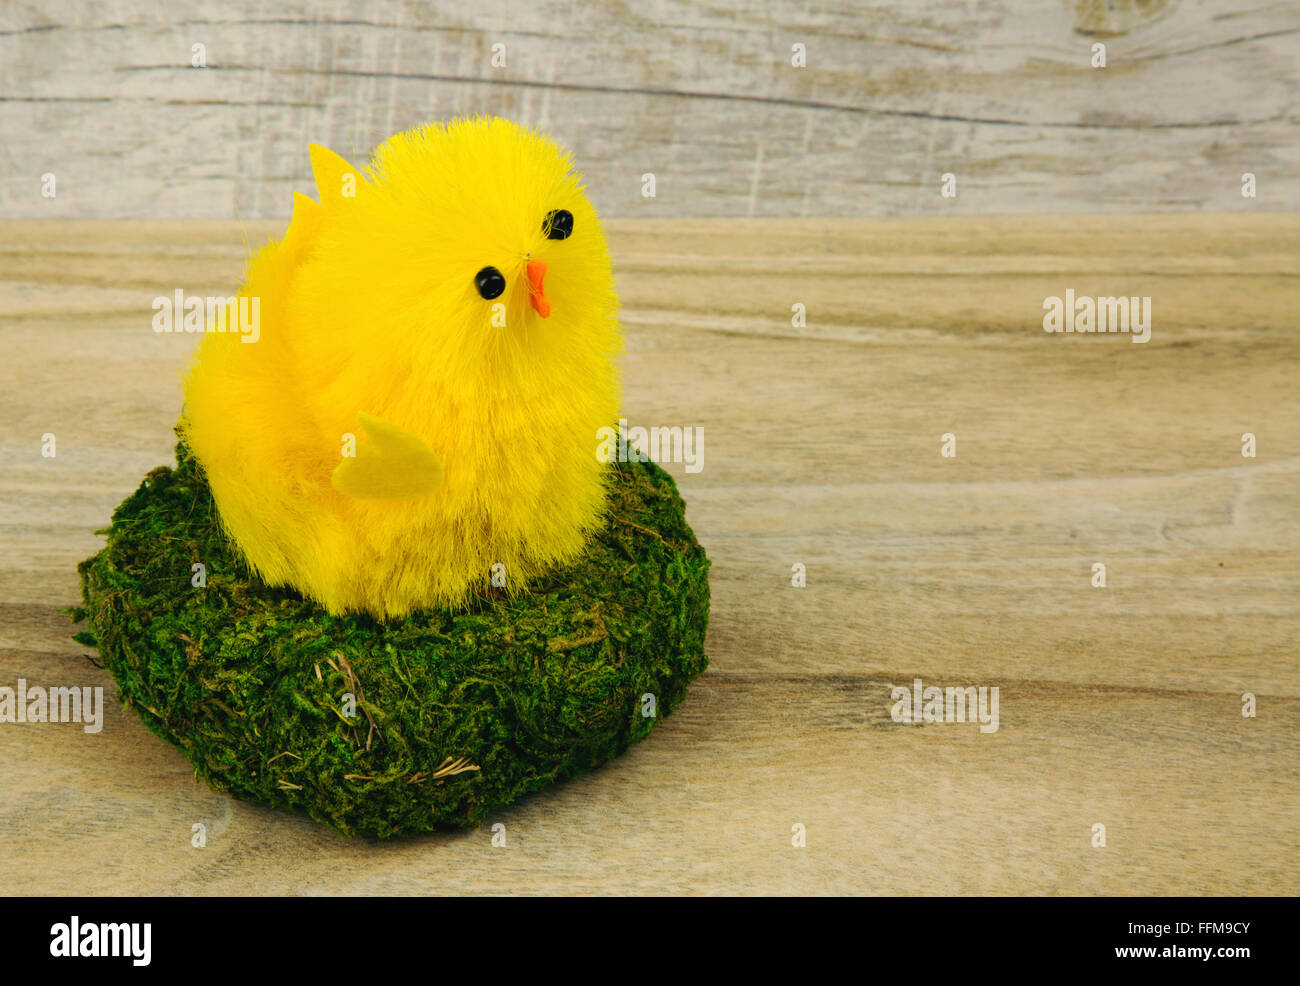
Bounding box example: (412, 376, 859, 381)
(543, 209, 574, 240)
(474, 266, 505, 299)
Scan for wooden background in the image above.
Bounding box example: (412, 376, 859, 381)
(2, 0, 1299, 219)
(1, 214, 1297, 894)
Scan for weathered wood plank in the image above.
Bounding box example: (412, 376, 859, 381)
(2, 1, 1298, 218)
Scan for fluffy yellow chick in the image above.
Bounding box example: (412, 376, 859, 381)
(181, 117, 622, 618)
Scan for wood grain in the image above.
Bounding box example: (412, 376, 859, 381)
(2, 1, 1298, 219)
(0, 215, 1297, 895)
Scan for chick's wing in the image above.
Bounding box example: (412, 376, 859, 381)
(331, 412, 444, 499)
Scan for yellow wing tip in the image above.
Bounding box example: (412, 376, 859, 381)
(331, 414, 444, 499)
(308, 143, 363, 205)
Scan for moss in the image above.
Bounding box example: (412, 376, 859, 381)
(74, 436, 709, 839)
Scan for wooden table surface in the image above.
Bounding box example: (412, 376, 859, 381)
(1, 215, 1297, 895)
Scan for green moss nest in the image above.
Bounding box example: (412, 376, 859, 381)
(73, 438, 709, 838)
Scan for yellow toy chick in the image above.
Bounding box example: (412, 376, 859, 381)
(181, 117, 622, 618)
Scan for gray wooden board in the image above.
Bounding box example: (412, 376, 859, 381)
(2, 0, 1298, 219)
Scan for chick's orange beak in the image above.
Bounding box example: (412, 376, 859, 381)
(526, 259, 550, 318)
